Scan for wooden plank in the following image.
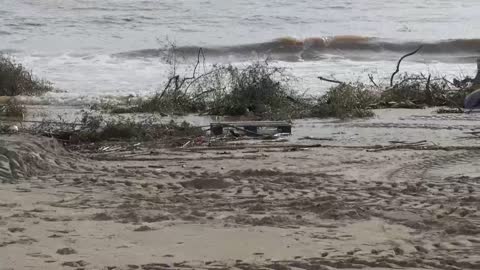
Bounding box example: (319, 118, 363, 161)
(210, 121, 292, 136)
(211, 121, 290, 127)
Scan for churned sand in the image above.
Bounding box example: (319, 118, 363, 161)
(0, 109, 479, 270)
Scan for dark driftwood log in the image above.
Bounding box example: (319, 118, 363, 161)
(390, 45, 423, 86)
(318, 76, 344, 84)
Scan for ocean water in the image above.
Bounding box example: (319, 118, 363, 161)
(1, 0, 480, 103)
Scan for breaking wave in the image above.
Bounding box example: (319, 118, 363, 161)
(115, 36, 480, 62)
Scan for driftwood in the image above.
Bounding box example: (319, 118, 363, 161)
(367, 140, 429, 152)
(390, 45, 423, 86)
(299, 136, 334, 141)
(388, 140, 427, 144)
(318, 76, 344, 84)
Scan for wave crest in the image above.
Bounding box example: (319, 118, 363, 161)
(115, 36, 480, 62)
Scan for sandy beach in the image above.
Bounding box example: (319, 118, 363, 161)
(2, 0, 480, 269)
(1, 109, 479, 270)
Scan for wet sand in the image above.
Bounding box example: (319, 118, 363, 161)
(0, 109, 479, 270)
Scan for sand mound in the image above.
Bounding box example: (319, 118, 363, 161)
(0, 134, 78, 182)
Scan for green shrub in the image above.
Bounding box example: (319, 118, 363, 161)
(117, 61, 308, 120)
(312, 83, 378, 119)
(0, 55, 52, 96)
(206, 63, 307, 119)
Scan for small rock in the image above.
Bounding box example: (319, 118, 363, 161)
(9, 125, 19, 133)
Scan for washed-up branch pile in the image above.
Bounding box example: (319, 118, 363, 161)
(102, 44, 310, 120)
(23, 111, 205, 147)
(316, 46, 480, 117)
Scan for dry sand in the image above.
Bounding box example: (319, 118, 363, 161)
(0, 109, 479, 270)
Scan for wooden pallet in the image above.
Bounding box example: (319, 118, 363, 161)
(210, 121, 291, 136)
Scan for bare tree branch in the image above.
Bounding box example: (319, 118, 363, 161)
(159, 75, 179, 99)
(181, 48, 205, 95)
(368, 74, 379, 88)
(390, 45, 423, 87)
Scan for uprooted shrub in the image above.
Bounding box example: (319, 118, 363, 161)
(204, 63, 309, 119)
(107, 59, 309, 120)
(380, 73, 471, 109)
(311, 83, 378, 119)
(0, 55, 53, 96)
(106, 45, 210, 115)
